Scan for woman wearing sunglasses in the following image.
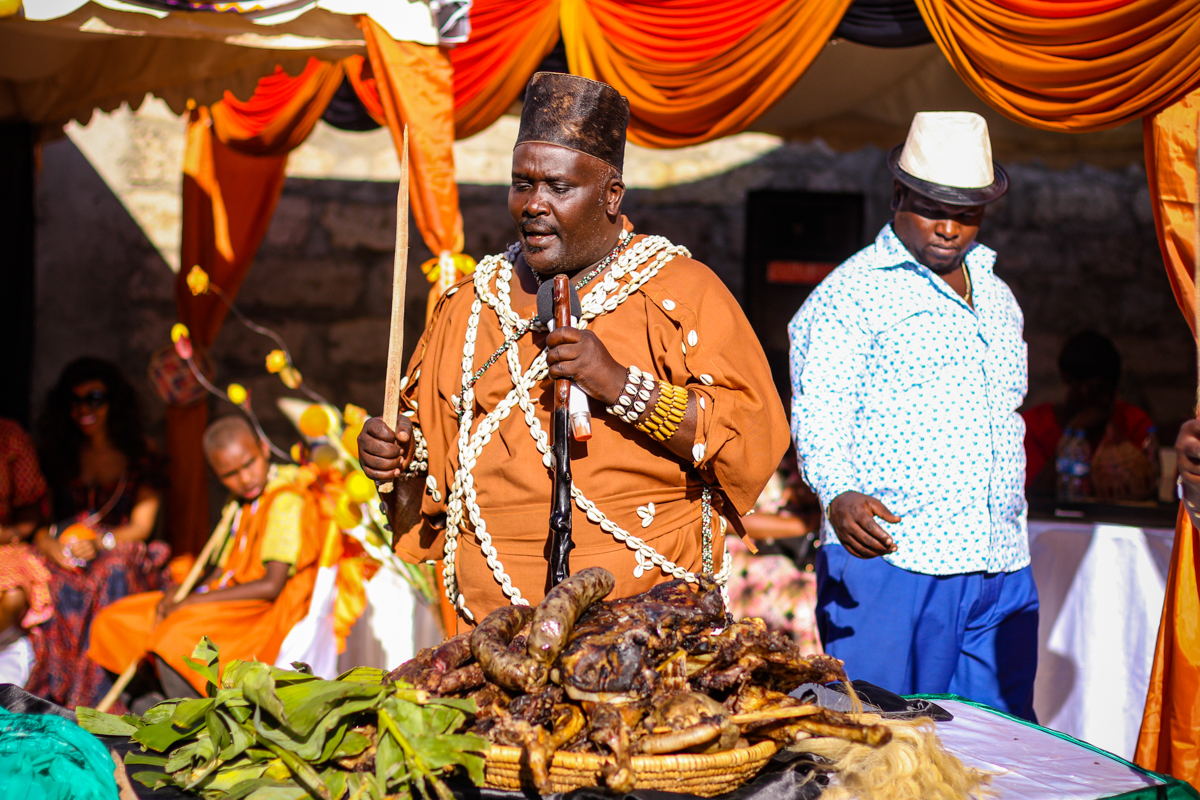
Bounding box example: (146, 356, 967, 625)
(27, 357, 168, 709)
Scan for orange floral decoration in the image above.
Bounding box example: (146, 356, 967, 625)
(226, 383, 248, 406)
(298, 405, 333, 438)
(186, 266, 210, 296)
(265, 350, 288, 374)
(311, 465, 380, 652)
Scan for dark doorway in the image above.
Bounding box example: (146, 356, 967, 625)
(744, 190, 865, 407)
(0, 123, 36, 427)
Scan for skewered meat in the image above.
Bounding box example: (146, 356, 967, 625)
(527, 567, 615, 665)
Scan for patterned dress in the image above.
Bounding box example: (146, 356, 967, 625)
(26, 457, 169, 709)
(725, 458, 823, 653)
(0, 420, 53, 632)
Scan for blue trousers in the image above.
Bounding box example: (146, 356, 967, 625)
(816, 544, 1039, 721)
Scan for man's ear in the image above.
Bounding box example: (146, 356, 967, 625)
(891, 179, 905, 213)
(606, 173, 626, 219)
(257, 437, 271, 460)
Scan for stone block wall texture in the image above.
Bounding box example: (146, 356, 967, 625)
(33, 126, 1193, 484)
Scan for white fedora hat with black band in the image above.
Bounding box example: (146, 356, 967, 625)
(888, 111, 1009, 205)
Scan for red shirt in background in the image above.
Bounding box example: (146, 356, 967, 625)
(1021, 400, 1156, 487)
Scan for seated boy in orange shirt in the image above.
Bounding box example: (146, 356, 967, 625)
(89, 415, 326, 697)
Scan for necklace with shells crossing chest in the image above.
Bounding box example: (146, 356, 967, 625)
(435, 235, 731, 622)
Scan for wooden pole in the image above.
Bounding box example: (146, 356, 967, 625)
(94, 501, 238, 712)
(379, 125, 410, 494)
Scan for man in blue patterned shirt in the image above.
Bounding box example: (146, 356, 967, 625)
(788, 112, 1038, 719)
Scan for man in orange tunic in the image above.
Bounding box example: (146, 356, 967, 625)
(88, 416, 326, 696)
(359, 73, 789, 628)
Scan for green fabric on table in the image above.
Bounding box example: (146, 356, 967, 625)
(0, 705, 119, 800)
(910, 694, 1200, 800)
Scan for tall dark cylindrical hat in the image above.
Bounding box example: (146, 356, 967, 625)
(515, 72, 630, 172)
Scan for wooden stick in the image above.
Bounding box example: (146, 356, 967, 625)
(1194, 115, 1199, 408)
(379, 125, 411, 494)
(95, 501, 238, 712)
(728, 705, 824, 726)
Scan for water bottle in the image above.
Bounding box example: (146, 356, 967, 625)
(1056, 428, 1077, 503)
(1068, 430, 1092, 500)
(1056, 428, 1093, 502)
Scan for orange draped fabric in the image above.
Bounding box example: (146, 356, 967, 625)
(169, 61, 342, 555)
(449, 0, 561, 140)
(914, 0, 1200, 131)
(360, 17, 464, 256)
(562, 0, 855, 147)
(446, 0, 851, 148)
(1142, 90, 1199, 336)
(1135, 90, 1200, 783)
(342, 55, 387, 125)
(1137, 507, 1200, 783)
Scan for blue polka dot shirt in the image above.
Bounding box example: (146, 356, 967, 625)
(788, 223, 1029, 576)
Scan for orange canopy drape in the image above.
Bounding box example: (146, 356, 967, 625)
(561, 0, 854, 147)
(359, 17, 464, 256)
(448, 0, 561, 140)
(1141, 90, 1200, 337)
(914, 0, 1200, 132)
(170, 60, 341, 555)
(1137, 505, 1200, 784)
(446, 0, 852, 148)
(1135, 90, 1200, 784)
(169, 36, 464, 554)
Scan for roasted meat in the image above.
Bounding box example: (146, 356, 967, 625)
(554, 577, 728, 697)
(389, 567, 886, 795)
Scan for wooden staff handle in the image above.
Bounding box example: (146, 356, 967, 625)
(379, 125, 411, 495)
(554, 275, 572, 407)
(95, 502, 238, 713)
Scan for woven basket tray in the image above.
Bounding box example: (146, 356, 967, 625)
(484, 740, 779, 796)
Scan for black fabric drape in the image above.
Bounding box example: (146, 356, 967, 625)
(834, 0, 933, 48)
(321, 76, 382, 132)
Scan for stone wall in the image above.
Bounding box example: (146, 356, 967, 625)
(33, 111, 1193, 475)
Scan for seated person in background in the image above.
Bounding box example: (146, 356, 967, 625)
(1022, 330, 1158, 502)
(89, 415, 328, 699)
(29, 357, 168, 709)
(0, 418, 53, 688)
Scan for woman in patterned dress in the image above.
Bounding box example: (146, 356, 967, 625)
(27, 358, 169, 709)
(725, 449, 824, 653)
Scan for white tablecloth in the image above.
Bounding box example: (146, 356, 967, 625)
(936, 699, 1165, 800)
(1028, 520, 1175, 760)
